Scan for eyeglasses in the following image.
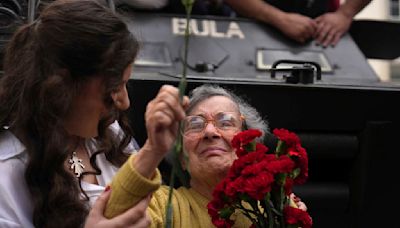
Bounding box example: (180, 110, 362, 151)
(181, 112, 244, 137)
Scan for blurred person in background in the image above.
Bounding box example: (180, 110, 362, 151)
(224, 0, 371, 46)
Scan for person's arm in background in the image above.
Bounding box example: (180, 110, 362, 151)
(314, 0, 372, 47)
(224, 0, 317, 43)
(101, 0, 168, 9)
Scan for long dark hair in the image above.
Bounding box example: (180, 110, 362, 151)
(0, 0, 139, 227)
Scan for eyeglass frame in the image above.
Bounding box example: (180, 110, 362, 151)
(180, 111, 245, 138)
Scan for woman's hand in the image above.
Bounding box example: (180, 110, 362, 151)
(85, 188, 151, 228)
(145, 85, 188, 156)
(135, 85, 189, 178)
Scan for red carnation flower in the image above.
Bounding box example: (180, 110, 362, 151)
(284, 206, 313, 228)
(231, 129, 262, 150)
(240, 171, 274, 200)
(235, 147, 246, 157)
(229, 150, 267, 179)
(224, 179, 241, 199)
(212, 218, 233, 228)
(290, 145, 309, 184)
(264, 155, 295, 175)
(208, 128, 310, 227)
(211, 179, 230, 203)
(255, 143, 269, 154)
(273, 128, 300, 149)
(207, 200, 222, 218)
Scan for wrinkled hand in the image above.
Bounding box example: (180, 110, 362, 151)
(314, 11, 353, 47)
(290, 193, 307, 211)
(85, 188, 151, 228)
(144, 85, 189, 158)
(278, 12, 317, 43)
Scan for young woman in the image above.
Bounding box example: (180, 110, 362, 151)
(0, 0, 150, 227)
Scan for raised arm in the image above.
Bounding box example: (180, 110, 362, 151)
(134, 85, 188, 178)
(224, 0, 317, 43)
(104, 85, 188, 218)
(314, 0, 372, 47)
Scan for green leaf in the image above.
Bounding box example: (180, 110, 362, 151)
(222, 194, 231, 203)
(240, 193, 252, 202)
(244, 140, 257, 152)
(275, 140, 287, 156)
(219, 207, 234, 219)
(291, 168, 300, 179)
(275, 173, 287, 186)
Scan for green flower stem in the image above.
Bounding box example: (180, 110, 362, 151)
(278, 175, 287, 228)
(264, 193, 274, 228)
(165, 163, 176, 228)
(260, 195, 269, 220)
(249, 199, 265, 226)
(164, 1, 194, 228)
(180, 6, 191, 95)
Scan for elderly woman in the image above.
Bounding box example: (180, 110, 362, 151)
(104, 84, 277, 227)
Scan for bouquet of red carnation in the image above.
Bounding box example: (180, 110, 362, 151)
(207, 129, 312, 228)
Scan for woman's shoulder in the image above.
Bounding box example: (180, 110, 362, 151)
(108, 121, 140, 152)
(0, 130, 28, 187)
(0, 130, 27, 162)
(0, 131, 33, 228)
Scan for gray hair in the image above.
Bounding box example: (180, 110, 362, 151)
(187, 84, 269, 140)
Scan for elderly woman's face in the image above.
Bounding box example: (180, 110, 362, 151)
(183, 96, 242, 185)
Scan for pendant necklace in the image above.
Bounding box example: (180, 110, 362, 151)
(69, 151, 85, 177)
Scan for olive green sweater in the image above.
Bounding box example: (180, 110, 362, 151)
(105, 155, 252, 228)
